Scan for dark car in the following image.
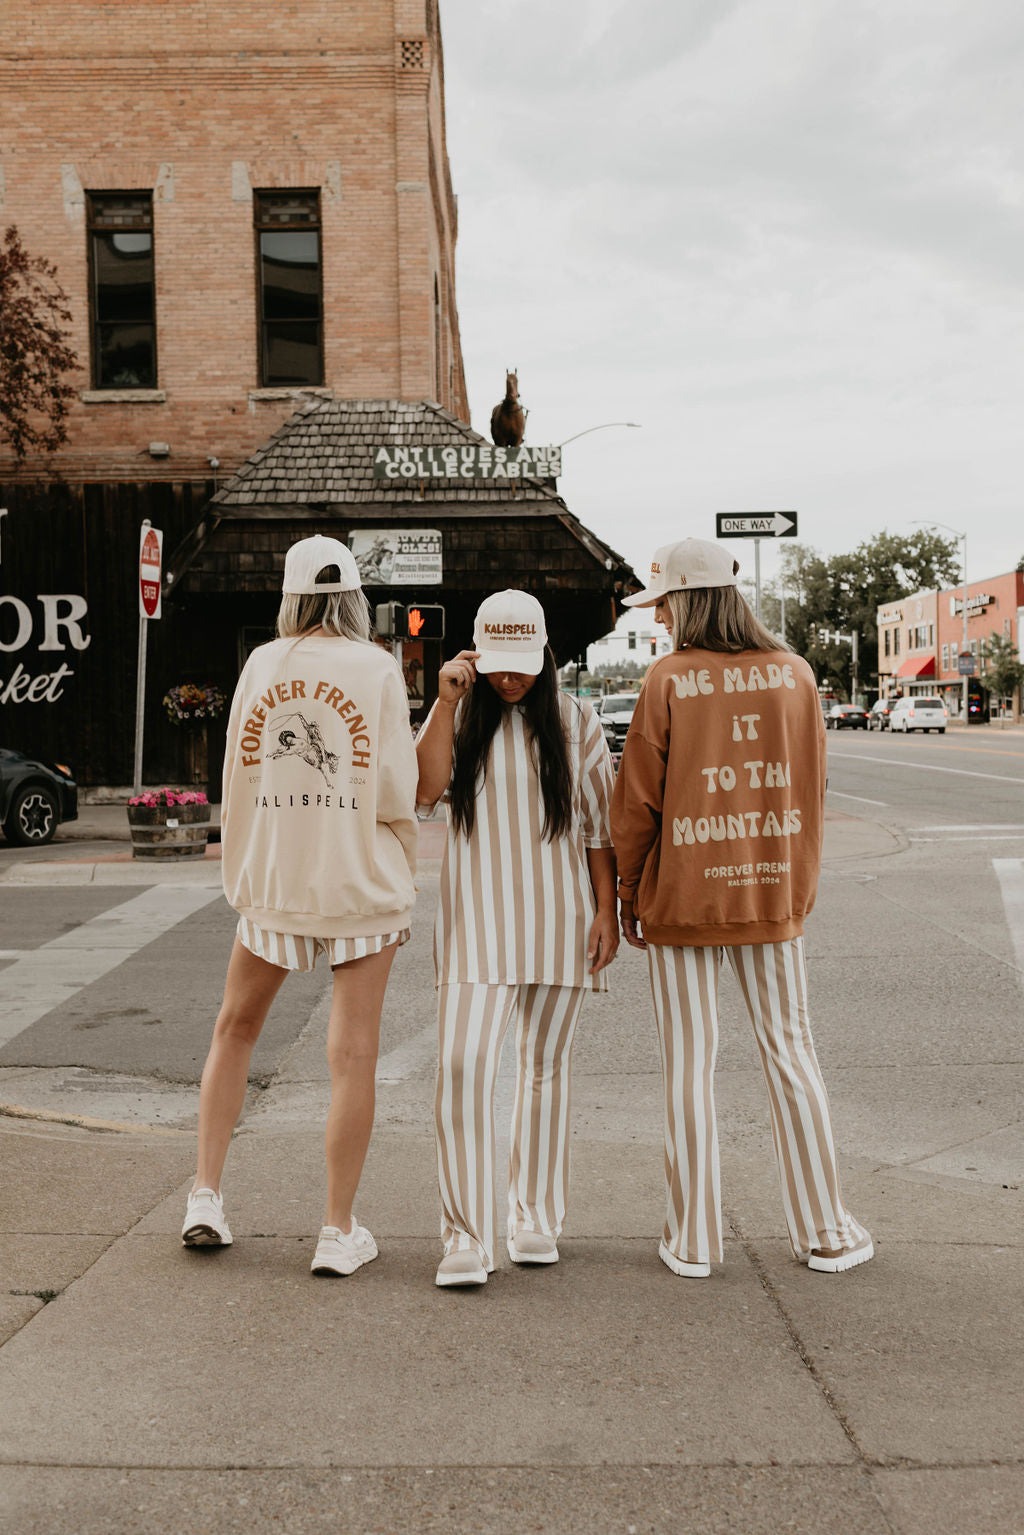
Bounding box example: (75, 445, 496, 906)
(825, 704, 869, 730)
(0, 748, 78, 846)
(868, 698, 896, 731)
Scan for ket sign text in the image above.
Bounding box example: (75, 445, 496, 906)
(0, 593, 91, 705)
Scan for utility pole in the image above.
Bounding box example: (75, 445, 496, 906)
(819, 625, 860, 702)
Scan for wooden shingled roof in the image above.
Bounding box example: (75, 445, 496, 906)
(210, 397, 565, 511)
(166, 399, 638, 605)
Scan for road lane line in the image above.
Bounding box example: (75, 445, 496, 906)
(993, 860, 1024, 978)
(0, 886, 223, 1048)
(827, 791, 889, 807)
(910, 836, 1024, 842)
(829, 752, 1024, 785)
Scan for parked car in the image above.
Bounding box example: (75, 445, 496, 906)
(868, 699, 896, 731)
(596, 693, 638, 753)
(888, 696, 948, 734)
(0, 748, 78, 846)
(825, 704, 869, 730)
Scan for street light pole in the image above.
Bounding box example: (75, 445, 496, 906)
(912, 520, 968, 724)
(959, 529, 969, 723)
(557, 422, 642, 447)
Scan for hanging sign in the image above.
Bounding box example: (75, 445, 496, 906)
(372, 444, 561, 480)
(139, 524, 164, 619)
(349, 529, 442, 585)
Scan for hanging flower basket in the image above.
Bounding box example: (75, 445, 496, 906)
(162, 683, 226, 726)
(126, 788, 211, 859)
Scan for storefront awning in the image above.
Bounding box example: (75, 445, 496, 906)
(896, 655, 936, 678)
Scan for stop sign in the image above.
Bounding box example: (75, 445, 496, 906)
(139, 524, 163, 619)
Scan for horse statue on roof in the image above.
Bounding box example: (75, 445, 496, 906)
(490, 369, 527, 447)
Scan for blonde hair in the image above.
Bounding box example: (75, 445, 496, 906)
(276, 566, 372, 642)
(663, 586, 784, 653)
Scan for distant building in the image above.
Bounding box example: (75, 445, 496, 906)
(877, 590, 938, 696)
(877, 570, 1024, 716)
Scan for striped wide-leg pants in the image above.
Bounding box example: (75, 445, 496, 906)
(648, 938, 869, 1265)
(435, 982, 586, 1270)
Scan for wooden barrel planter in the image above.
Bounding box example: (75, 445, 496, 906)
(126, 801, 211, 859)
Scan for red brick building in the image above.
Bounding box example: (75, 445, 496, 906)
(1, 0, 467, 483)
(0, 3, 636, 788)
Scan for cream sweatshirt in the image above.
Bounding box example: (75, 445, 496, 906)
(611, 648, 826, 947)
(221, 635, 417, 937)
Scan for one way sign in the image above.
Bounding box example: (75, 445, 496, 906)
(716, 511, 798, 539)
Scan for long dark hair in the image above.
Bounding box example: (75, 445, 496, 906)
(449, 647, 574, 841)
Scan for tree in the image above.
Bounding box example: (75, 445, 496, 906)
(0, 225, 79, 458)
(980, 631, 1024, 723)
(778, 530, 962, 699)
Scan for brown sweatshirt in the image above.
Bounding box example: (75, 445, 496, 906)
(611, 648, 826, 947)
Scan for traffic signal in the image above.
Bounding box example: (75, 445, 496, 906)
(373, 602, 445, 640)
(404, 604, 445, 640)
(375, 602, 403, 638)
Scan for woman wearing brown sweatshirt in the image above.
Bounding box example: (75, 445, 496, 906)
(611, 538, 872, 1278)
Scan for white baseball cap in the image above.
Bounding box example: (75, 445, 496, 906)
(282, 535, 362, 594)
(622, 538, 739, 607)
(473, 590, 548, 676)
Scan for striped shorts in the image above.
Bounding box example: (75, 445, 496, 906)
(237, 916, 410, 972)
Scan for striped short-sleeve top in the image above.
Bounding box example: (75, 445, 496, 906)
(433, 693, 615, 991)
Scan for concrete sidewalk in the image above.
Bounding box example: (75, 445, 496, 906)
(1, 810, 1021, 1534)
(2, 1084, 1021, 1532)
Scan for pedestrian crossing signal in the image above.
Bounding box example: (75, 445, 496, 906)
(403, 604, 445, 640)
(374, 602, 445, 641)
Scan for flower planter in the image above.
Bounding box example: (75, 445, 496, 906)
(126, 800, 210, 860)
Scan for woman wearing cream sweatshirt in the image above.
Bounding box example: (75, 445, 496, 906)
(182, 535, 417, 1278)
(612, 538, 872, 1279)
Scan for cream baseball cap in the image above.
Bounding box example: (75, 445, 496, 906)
(623, 538, 739, 607)
(282, 535, 362, 594)
(473, 590, 548, 676)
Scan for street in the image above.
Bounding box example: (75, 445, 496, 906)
(1, 728, 1022, 1533)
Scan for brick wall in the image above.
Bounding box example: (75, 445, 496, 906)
(0, 0, 469, 484)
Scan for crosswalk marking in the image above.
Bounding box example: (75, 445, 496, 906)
(993, 860, 1024, 978)
(0, 886, 223, 1048)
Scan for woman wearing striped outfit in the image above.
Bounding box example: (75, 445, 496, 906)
(182, 535, 418, 1278)
(416, 590, 617, 1287)
(612, 539, 872, 1278)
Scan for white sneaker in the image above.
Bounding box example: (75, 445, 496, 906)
(435, 1250, 488, 1287)
(311, 1220, 378, 1277)
(658, 1240, 710, 1278)
(182, 1187, 232, 1247)
(807, 1235, 874, 1273)
(507, 1230, 559, 1265)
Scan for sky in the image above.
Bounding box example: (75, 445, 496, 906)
(438, 0, 1024, 602)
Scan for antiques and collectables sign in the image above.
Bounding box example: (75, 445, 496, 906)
(372, 444, 561, 480)
(348, 529, 443, 586)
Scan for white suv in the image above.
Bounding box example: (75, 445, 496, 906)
(889, 696, 948, 734)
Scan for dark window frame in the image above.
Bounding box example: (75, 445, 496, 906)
(254, 189, 324, 388)
(86, 190, 157, 390)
